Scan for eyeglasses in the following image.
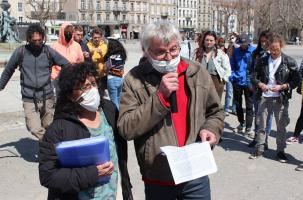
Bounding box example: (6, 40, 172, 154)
(149, 47, 181, 59)
(75, 81, 97, 92)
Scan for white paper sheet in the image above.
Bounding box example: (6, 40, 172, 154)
(160, 142, 217, 184)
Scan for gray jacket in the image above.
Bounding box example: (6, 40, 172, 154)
(0, 45, 69, 102)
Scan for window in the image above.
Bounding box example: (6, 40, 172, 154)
(143, 15, 146, 23)
(137, 15, 140, 23)
(106, 1, 110, 10)
(18, 16, 23, 22)
(122, 3, 126, 11)
(136, 2, 140, 12)
(131, 3, 134, 11)
(89, 14, 93, 21)
(81, 14, 85, 20)
(114, 2, 118, 10)
(88, 0, 93, 10)
(106, 13, 110, 21)
(96, 0, 101, 11)
(97, 14, 101, 21)
(81, 0, 85, 10)
(114, 14, 118, 21)
(18, 2, 22, 12)
(122, 15, 126, 21)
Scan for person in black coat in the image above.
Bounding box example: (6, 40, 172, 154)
(38, 62, 133, 200)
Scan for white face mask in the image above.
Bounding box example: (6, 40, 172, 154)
(149, 55, 180, 73)
(76, 87, 100, 112)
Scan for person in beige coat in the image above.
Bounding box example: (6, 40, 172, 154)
(117, 21, 224, 200)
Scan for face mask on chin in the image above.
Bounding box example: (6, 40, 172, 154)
(149, 55, 180, 74)
(76, 87, 100, 112)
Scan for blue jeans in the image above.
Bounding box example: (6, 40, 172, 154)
(107, 76, 123, 109)
(145, 176, 211, 200)
(224, 81, 236, 112)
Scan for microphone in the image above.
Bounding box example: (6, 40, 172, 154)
(170, 91, 178, 113)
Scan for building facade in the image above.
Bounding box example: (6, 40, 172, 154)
(128, 0, 149, 39)
(63, 0, 131, 38)
(149, 0, 177, 24)
(197, 0, 212, 32)
(178, 0, 198, 38)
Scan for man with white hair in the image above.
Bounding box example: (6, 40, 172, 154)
(117, 21, 224, 199)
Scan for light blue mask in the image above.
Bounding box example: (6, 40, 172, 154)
(149, 55, 180, 73)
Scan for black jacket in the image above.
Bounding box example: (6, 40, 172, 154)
(39, 99, 133, 200)
(297, 59, 303, 94)
(252, 53, 300, 103)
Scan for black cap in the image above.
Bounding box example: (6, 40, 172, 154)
(238, 33, 251, 45)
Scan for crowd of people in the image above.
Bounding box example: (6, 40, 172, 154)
(0, 20, 302, 199)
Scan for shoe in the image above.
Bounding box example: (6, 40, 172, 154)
(276, 151, 288, 163)
(248, 140, 257, 148)
(249, 150, 264, 159)
(295, 163, 303, 171)
(286, 136, 299, 144)
(245, 128, 254, 138)
(233, 124, 245, 134)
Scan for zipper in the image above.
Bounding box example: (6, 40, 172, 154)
(185, 75, 192, 145)
(34, 57, 37, 88)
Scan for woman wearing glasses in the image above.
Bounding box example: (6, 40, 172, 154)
(38, 63, 133, 200)
(193, 31, 231, 100)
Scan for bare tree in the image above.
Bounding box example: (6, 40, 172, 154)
(214, 0, 238, 37)
(254, 0, 303, 40)
(254, 0, 274, 31)
(290, 0, 303, 36)
(25, 0, 67, 27)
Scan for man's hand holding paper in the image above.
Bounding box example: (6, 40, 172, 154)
(199, 129, 217, 145)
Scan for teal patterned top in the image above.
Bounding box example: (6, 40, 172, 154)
(78, 110, 118, 200)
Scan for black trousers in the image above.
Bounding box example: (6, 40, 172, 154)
(294, 100, 303, 137)
(233, 84, 254, 129)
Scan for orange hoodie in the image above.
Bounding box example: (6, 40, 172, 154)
(51, 22, 84, 64)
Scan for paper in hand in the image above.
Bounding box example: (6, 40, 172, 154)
(160, 142, 217, 184)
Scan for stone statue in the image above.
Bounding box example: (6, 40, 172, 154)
(0, 0, 21, 43)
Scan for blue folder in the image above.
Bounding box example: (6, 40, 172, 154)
(55, 136, 110, 183)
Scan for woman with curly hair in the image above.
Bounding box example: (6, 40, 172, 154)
(38, 62, 133, 199)
(104, 39, 127, 109)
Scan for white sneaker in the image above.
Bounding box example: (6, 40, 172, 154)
(295, 163, 303, 171)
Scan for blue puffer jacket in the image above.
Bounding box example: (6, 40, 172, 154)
(229, 45, 256, 87)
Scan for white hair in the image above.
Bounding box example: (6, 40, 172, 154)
(140, 21, 182, 52)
